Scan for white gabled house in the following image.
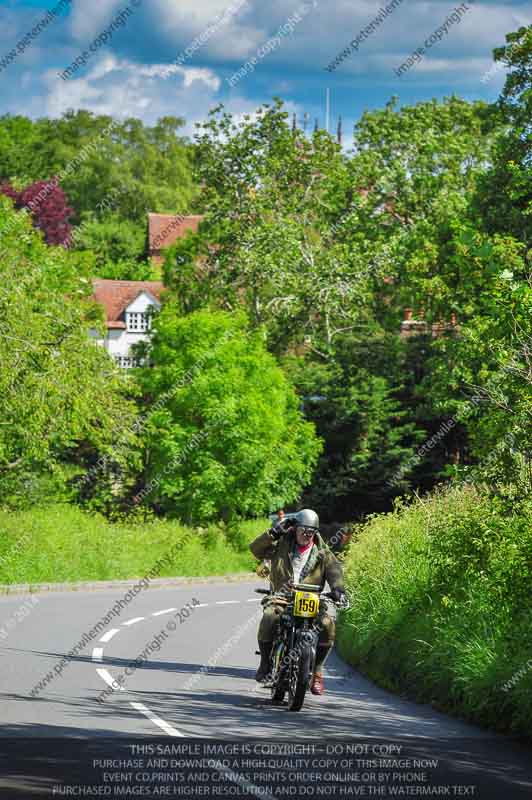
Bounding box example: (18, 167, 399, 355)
(90, 279, 164, 368)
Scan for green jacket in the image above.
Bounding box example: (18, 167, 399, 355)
(250, 529, 344, 594)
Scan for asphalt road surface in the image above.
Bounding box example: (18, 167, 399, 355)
(0, 580, 531, 798)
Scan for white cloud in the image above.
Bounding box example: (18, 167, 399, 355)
(146, 0, 265, 60)
(182, 68, 221, 90)
(42, 56, 223, 132)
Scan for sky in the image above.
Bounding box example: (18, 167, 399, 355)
(0, 0, 530, 143)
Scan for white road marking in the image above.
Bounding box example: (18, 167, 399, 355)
(130, 702, 184, 737)
(97, 668, 125, 691)
(99, 628, 120, 643)
(94, 598, 259, 709)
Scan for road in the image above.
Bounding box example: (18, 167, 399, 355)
(0, 579, 531, 798)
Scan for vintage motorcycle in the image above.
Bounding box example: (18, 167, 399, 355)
(255, 582, 349, 711)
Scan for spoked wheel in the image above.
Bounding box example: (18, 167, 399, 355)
(287, 644, 311, 711)
(270, 641, 287, 703)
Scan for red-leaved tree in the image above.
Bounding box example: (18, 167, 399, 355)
(0, 179, 73, 246)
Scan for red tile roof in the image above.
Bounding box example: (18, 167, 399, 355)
(92, 279, 164, 329)
(148, 213, 202, 253)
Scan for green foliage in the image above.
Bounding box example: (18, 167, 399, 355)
(134, 308, 322, 523)
(0, 23, 530, 530)
(163, 230, 213, 314)
(0, 197, 139, 505)
(0, 505, 266, 584)
(337, 486, 532, 738)
(477, 25, 532, 245)
(167, 88, 527, 516)
(344, 96, 499, 325)
(169, 100, 373, 354)
(285, 331, 428, 518)
(0, 111, 196, 226)
(74, 214, 153, 280)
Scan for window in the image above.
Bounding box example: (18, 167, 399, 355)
(127, 312, 150, 332)
(115, 355, 138, 369)
(115, 354, 148, 369)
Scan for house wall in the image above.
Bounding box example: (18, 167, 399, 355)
(89, 292, 160, 367)
(126, 292, 159, 314)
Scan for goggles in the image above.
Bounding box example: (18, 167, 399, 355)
(296, 526, 316, 538)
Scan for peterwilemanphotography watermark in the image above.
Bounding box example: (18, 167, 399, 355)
(325, 0, 406, 72)
(0, 0, 72, 76)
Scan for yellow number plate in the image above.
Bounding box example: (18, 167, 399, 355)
(293, 591, 320, 618)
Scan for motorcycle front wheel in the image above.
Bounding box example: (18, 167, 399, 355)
(270, 641, 286, 703)
(287, 644, 311, 711)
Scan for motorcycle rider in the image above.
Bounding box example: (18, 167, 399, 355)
(249, 508, 346, 696)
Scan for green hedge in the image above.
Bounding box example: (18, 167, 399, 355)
(337, 485, 532, 738)
(0, 505, 266, 585)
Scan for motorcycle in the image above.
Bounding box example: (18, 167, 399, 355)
(255, 582, 349, 712)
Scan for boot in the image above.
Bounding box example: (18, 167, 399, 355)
(255, 641, 273, 682)
(310, 672, 324, 695)
(311, 644, 332, 695)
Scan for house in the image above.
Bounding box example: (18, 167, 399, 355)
(90, 279, 164, 368)
(88, 212, 204, 367)
(400, 308, 459, 339)
(148, 212, 202, 267)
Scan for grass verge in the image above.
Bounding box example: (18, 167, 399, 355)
(0, 504, 267, 585)
(336, 485, 532, 739)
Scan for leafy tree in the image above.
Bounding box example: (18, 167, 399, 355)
(74, 214, 153, 280)
(475, 25, 532, 246)
(134, 309, 322, 523)
(0, 196, 138, 506)
(0, 111, 197, 226)
(167, 101, 375, 355)
(423, 233, 532, 495)
(0, 179, 73, 246)
(341, 96, 499, 327)
(286, 331, 430, 518)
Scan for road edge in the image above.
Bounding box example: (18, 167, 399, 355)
(0, 572, 257, 595)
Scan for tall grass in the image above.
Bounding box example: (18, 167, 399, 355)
(337, 486, 532, 738)
(0, 505, 266, 585)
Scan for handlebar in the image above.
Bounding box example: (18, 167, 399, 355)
(254, 586, 350, 609)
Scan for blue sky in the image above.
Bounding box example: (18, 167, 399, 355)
(0, 0, 530, 142)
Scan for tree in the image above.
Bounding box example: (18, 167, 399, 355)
(0, 111, 197, 226)
(0, 196, 138, 506)
(286, 331, 428, 518)
(134, 309, 322, 523)
(0, 179, 73, 246)
(341, 96, 499, 327)
(166, 100, 374, 355)
(165, 97, 508, 516)
(74, 214, 153, 280)
(475, 25, 532, 246)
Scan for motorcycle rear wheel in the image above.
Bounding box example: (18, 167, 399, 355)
(287, 644, 311, 711)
